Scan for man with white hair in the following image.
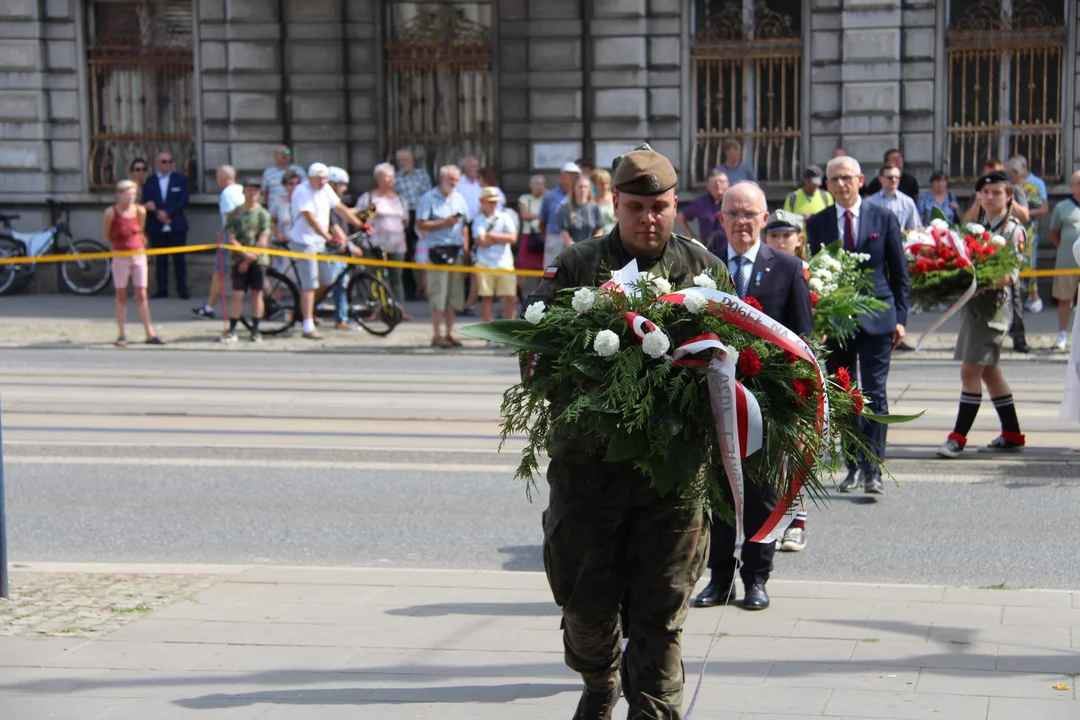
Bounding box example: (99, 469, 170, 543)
(694, 181, 813, 613)
(416, 165, 470, 347)
(806, 155, 910, 496)
(289, 162, 367, 339)
(192, 165, 245, 319)
(458, 155, 484, 221)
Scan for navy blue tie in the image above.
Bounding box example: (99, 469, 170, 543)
(733, 256, 751, 298)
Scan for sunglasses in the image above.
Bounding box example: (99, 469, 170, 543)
(276, 149, 292, 155)
(132, 166, 147, 172)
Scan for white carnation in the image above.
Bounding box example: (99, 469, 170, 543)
(524, 301, 546, 324)
(856, 253, 871, 262)
(571, 287, 596, 313)
(683, 290, 709, 314)
(641, 330, 671, 359)
(904, 250, 915, 261)
(966, 223, 986, 235)
(593, 329, 620, 357)
(808, 277, 824, 294)
(813, 268, 833, 283)
(825, 256, 842, 271)
(990, 234, 1007, 247)
(930, 218, 950, 231)
(692, 273, 717, 290)
(638, 272, 672, 296)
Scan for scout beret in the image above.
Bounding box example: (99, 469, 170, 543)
(975, 170, 1011, 191)
(612, 144, 678, 196)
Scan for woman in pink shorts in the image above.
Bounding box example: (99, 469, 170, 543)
(103, 180, 164, 346)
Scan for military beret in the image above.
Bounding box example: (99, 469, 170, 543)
(975, 170, 1011, 191)
(612, 145, 678, 196)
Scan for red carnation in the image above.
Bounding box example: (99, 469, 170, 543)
(914, 259, 933, 274)
(954, 257, 971, 269)
(851, 389, 865, 414)
(935, 258, 947, 270)
(834, 367, 851, 392)
(810, 291, 819, 305)
(793, 378, 814, 404)
(939, 247, 954, 261)
(742, 296, 763, 312)
(738, 347, 762, 377)
(783, 349, 799, 364)
(981, 231, 991, 241)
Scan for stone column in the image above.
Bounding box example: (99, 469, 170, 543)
(0, 0, 81, 197)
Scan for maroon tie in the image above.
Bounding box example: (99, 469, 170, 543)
(843, 209, 856, 252)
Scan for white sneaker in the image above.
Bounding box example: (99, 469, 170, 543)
(779, 526, 806, 552)
(1053, 331, 1068, 351)
(1026, 297, 1043, 313)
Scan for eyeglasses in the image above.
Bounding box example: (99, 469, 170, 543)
(159, 159, 174, 164)
(722, 210, 764, 223)
(882, 175, 901, 181)
(827, 174, 858, 183)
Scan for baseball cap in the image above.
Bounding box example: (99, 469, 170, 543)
(242, 177, 262, 189)
(1005, 156, 1026, 172)
(327, 166, 349, 184)
(765, 209, 804, 233)
(479, 186, 502, 202)
(802, 165, 824, 184)
(307, 162, 329, 178)
(560, 161, 582, 174)
(612, 145, 677, 196)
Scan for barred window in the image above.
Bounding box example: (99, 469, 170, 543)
(946, 0, 1067, 182)
(87, 0, 196, 189)
(690, 0, 802, 186)
(384, 2, 493, 175)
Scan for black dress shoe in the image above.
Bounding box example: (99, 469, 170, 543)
(837, 467, 861, 493)
(178, 291, 190, 300)
(864, 469, 884, 495)
(742, 583, 770, 610)
(572, 685, 619, 720)
(693, 580, 736, 608)
(1012, 338, 1031, 353)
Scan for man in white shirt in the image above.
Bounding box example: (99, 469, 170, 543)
(865, 164, 921, 231)
(289, 163, 367, 339)
(471, 186, 517, 330)
(457, 156, 484, 221)
(193, 165, 246, 319)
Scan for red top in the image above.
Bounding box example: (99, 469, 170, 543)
(110, 206, 145, 251)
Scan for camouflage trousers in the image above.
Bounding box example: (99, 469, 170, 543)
(542, 456, 709, 720)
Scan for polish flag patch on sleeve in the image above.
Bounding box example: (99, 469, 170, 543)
(543, 266, 559, 279)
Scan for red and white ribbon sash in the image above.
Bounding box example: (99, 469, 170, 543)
(658, 287, 829, 544)
(911, 228, 978, 352)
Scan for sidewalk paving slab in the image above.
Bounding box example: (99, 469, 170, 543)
(2, 565, 1079, 719)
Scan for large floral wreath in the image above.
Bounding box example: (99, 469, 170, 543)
(463, 261, 920, 541)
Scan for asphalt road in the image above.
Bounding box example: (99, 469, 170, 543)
(1, 348, 1079, 588)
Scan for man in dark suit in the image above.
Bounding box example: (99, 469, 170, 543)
(693, 184, 814, 612)
(142, 151, 191, 298)
(806, 155, 910, 495)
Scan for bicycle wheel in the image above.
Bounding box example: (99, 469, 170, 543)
(259, 268, 300, 336)
(0, 235, 33, 296)
(349, 273, 402, 336)
(60, 238, 111, 295)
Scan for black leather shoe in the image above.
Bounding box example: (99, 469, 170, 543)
(864, 469, 884, 495)
(693, 580, 736, 608)
(1012, 338, 1031, 353)
(572, 686, 619, 720)
(837, 467, 861, 493)
(742, 583, 770, 611)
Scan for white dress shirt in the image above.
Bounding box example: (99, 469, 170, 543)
(835, 197, 862, 244)
(726, 240, 761, 295)
(157, 172, 171, 203)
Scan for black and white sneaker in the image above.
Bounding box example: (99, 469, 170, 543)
(250, 331, 262, 343)
(981, 433, 1025, 452)
(937, 434, 965, 458)
(193, 306, 215, 319)
(218, 331, 238, 343)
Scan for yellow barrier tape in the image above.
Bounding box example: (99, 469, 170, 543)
(3, 242, 1078, 279)
(0, 243, 547, 277)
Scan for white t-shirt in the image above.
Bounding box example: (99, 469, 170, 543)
(289, 181, 340, 248)
(219, 184, 245, 228)
(457, 176, 484, 220)
(472, 211, 516, 269)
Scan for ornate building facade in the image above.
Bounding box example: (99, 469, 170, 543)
(0, 0, 1077, 238)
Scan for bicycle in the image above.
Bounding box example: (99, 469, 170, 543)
(0, 200, 112, 296)
(236, 230, 403, 337)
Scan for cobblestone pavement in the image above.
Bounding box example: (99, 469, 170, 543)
(0, 571, 223, 638)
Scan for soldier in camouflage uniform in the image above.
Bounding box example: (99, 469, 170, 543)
(527, 146, 727, 720)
